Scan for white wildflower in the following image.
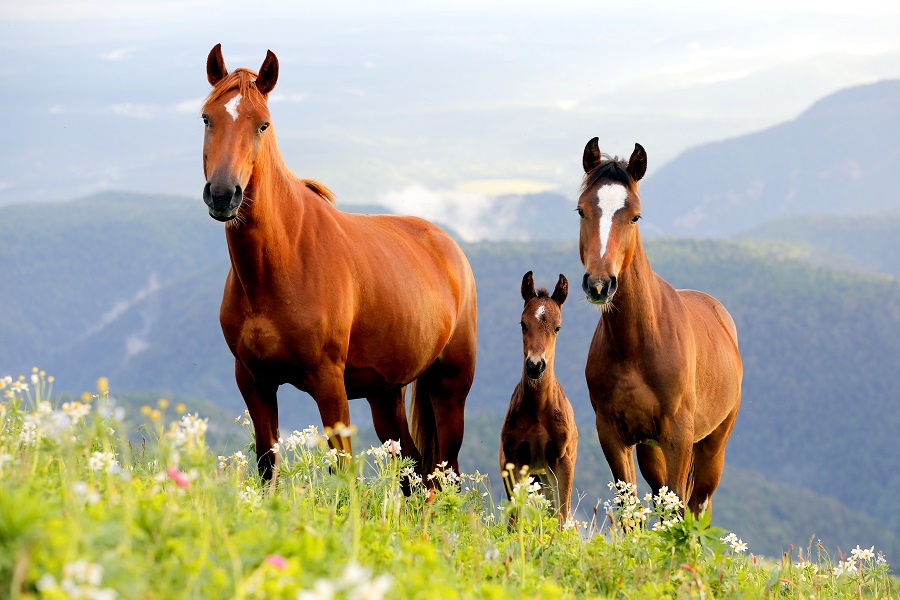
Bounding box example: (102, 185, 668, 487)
(88, 451, 118, 473)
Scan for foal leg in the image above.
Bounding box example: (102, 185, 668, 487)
(687, 406, 739, 516)
(554, 455, 576, 522)
(366, 387, 424, 467)
(235, 360, 280, 481)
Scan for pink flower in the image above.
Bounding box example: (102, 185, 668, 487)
(265, 554, 288, 569)
(388, 439, 401, 457)
(167, 466, 190, 488)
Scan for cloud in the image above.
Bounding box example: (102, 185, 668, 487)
(379, 183, 517, 242)
(174, 98, 205, 113)
(100, 46, 139, 61)
(106, 103, 158, 119)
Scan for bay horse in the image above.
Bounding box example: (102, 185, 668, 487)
(200, 44, 477, 480)
(577, 138, 742, 515)
(500, 272, 578, 521)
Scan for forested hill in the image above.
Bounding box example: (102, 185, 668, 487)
(736, 209, 900, 275)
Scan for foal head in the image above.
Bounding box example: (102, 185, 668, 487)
(519, 272, 568, 382)
(577, 138, 647, 306)
(201, 44, 279, 222)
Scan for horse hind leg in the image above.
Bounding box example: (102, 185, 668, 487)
(366, 386, 424, 467)
(687, 405, 739, 516)
(636, 443, 667, 496)
(417, 324, 476, 478)
(235, 360, 280, 481)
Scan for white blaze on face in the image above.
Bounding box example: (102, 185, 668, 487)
(596, 184, 628, 258)
(535, 304, 546, 320)
(224, 93, 242, 121)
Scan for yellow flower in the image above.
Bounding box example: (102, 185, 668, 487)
(150, 409, 162, 421)
(140, 406, 152, 417)
(175, 403, 186, 414)
(80, 392, 92, 403)
(96, 377, 110, 394)
(158, 398, 169, 409)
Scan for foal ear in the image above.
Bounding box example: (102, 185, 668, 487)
(256, 50, 279, 96)
(521, 271, 536, 303)
(207, 44, 228, 86)
(582, 137, 603, 174)
(627, 143, 648, 182)
(551, 274, 568, 307)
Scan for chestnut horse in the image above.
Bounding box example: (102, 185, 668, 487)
(577, 138, 742, 514)
(200, 44, 477, 479)
(500, 272, 578, 520)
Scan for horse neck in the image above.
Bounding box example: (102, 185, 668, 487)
(520, 359, 560, 408)
(224, 134, 308, 279)
(601, 231, 662, 347)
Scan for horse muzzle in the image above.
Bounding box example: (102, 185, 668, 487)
(583, 273, 617, 305)
(203, 181, 243, 222)
(524, 357, 546, 380)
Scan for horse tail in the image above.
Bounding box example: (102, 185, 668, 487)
(409, 377, 439, 478)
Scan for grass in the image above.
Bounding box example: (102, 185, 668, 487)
(0, 369, 895, 599)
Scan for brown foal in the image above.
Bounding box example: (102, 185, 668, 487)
(500, 272, 578, 520)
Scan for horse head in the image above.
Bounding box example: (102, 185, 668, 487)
(577, 138, 647, 306)
(519, 271, 567, 381)
(201, 44, 279, 222)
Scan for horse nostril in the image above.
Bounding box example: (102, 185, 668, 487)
(231, 185, 243, 209)
(582, 272, 591, 292)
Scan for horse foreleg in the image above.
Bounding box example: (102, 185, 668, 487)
(597, 420, 638, 489)
(659, 414, 694, 512)
(235, 360, 280, 481)
(309, 367, 352, 459)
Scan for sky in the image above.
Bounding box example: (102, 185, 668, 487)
(1, 0, 899, 236)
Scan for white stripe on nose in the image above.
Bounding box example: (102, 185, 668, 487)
(596, 184, 628, 258)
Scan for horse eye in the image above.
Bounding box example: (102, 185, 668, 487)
(520, 321, 527, 332)
(631, 214, 642, 224)
(576, 208, 585, 219)
(202, 115, 209, 126)
(554, 326, 561, 333)
(259, 122, 270, 133)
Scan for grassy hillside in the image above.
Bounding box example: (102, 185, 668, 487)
(2, 192, 899, 560)
(4, 382, 895, 599)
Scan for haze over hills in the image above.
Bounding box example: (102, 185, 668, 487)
(2, 191, 898, 559)
(638, 79, 900, 237)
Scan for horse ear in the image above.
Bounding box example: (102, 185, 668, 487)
(627, 143, 647, 182)
(521, 271, 536, 303)
(583, 137, 602, 174)
(207, 43, 228, 86)
(256, 50, 279, 96)
(551, 274, 568, 307)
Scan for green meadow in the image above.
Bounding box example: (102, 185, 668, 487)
(1, 372, 894, 599)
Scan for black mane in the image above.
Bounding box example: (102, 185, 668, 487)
(581, 157, 634, 192)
